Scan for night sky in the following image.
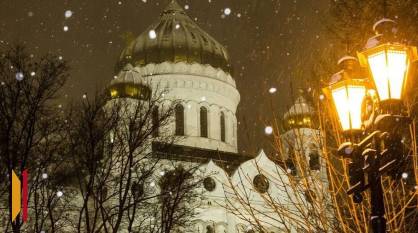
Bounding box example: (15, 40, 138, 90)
(0, 0, 329, 155)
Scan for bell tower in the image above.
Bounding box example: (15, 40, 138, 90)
(281, 96, 326, 180)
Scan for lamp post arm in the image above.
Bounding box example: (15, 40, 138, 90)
(358, 131, 381, 149)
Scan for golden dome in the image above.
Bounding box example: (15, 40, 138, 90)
(116, 0, 231, 74)
(108, 64, 151, 100)
(283, 96, 316, 130)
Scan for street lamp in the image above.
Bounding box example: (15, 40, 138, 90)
(325, 57, 368, 133)
(358, 20, 418, 104)
(329, 79, 367, 132)
(325, 19, 417, 233)
(358, 43, 417, 102)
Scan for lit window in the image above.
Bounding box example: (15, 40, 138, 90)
(108, 83, 150, 100)
(110, 89, 118, 98)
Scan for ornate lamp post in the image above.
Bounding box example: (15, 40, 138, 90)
(326, 57, 368, 134)
(324, 19, 417, 233)
(358, 20, 418, 106)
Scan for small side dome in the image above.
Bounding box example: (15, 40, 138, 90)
(108, 65, 151, 100)
(116, 0, 232, 74)
(283, 96, 315, 130)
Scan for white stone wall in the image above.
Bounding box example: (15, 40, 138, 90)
(195, 151, 301, 233)
(281, 128, 328, 182)
(107, 63, 333, 232)
(126, 62, 240, 153)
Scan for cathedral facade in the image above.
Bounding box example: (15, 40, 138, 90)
(110, 1, 329, 232)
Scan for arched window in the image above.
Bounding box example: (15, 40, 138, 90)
(286, 157, 297, 176)
(206, 225, 214, 233)
(152, 107, 159, 137)
(175, 104, 185, 136)
(309, 151, 320, 170)
(220, 112, 226, 142)
(200, 107, 208, 137)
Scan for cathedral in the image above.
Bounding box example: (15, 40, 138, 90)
(109, 1, 328, 232)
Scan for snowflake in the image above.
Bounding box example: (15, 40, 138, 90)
(264, 126, 273, 135)
(64, 10, 73, 18)
(15, 72, 24, 81)
(56, 191, 63, 197)
(224, 8, 231, 15)
(148, 30, 156, 39)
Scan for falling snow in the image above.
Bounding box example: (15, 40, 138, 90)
(264, 126, 273, 135)
(65, 10, 73, 18)
(15, 72, 24, 81)
(148, 29, 157, 39)
(0, 0, 329, 153)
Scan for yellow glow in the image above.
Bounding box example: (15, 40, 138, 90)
(331, 85, 366, 131)
(367, 49, 408, 100)
(125, 85, 139, 97)
(367, 89, 377, 97)
(109, 83, 150, 100)
(110, 89, 118, 98)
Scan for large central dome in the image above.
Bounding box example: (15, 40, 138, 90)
(116, 0, 231, 73)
